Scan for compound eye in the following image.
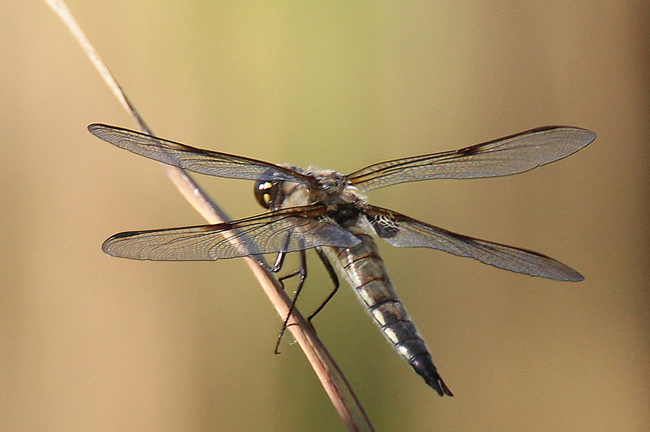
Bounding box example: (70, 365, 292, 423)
(254, 180, 277, 209)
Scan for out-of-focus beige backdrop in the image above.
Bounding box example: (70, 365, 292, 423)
(2, 1, 648, 431)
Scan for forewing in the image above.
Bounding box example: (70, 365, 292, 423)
(348, 126, 595, 191)
(365, 206, 583, 281)
(102, 206, 362, 261)
(89, 123, 313, 184)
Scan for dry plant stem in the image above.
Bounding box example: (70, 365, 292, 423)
(44, 0, 374, 430)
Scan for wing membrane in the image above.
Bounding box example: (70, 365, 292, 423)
(89, 123, 313, 184)
(348, 126, 595, 191)
(365, 206, 583, 281)
(103, 206, 361, 261)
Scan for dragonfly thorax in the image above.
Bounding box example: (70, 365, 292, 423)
(254, 167, 367, 213)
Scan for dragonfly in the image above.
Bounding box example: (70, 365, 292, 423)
(90, 123, 595, 396)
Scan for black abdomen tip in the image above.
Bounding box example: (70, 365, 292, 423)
(410, 355, 454, 397)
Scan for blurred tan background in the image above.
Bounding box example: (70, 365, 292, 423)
(1, 1, 648, 431)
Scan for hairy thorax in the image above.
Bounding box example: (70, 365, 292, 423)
(279, 167, 367, 210)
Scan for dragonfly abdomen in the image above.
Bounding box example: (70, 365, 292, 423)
(328, 231, 453, 396)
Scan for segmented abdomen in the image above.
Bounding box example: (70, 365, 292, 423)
(326, 230, 452, 396)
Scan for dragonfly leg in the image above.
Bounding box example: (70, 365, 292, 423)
(251, 231, 293, 273)
(307, 247, 340, 322)
(274, 248, 308, 354)
(269, 248, 287, 273)
(277, 263, 301, 289)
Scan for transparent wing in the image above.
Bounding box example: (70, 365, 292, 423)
(89, 123, 313, 184)
(102, 205, 361, 261)
(365, 206, 583, 281)
(348, 126, 595, 191)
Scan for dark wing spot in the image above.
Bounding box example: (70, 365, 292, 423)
(367, 213, 400, 238)
(459, 143, 483, 156)
(329, 204, 362, 228)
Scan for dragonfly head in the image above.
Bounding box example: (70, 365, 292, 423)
(254, 178, 284, 210)
(253, 166, 312, 211)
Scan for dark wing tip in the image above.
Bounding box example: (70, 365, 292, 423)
(566, 271, 585, 282)
(583, 128, 597, 143)
(101, 238, 116, 256)
(545, 260, 585, 282)
(568, 126, 597, 147)
(101, 230, 143, 257)
(527, 125, 595, 137)
(87, 123, 109, 135)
